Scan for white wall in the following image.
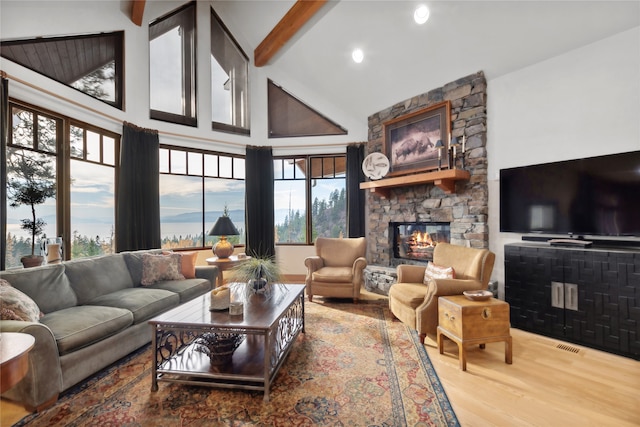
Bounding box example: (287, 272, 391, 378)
(0, 1, 367, 156)
(487, 26, 640, 298)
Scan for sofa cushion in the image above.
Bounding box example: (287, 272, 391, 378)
(388, 282, 430, 308)
(312, 266, 353, 283)
(40, 305, 133, 355)
(163, 251, 198, 279)
(148, 278, 211, 303)
(140, 253, 185, 286)
(65, 254, 135, 304)
(1, 263, 77, 313)
(0, 279, 42, 322)
(87, 288, 179, 324)
(122, 249, 164, 286)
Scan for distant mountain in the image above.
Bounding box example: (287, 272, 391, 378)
(161, 210, 245, 224)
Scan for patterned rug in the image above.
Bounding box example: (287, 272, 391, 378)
(15, 300, 458, 426)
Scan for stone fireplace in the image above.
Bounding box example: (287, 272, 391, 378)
(363, 71, 489, 295)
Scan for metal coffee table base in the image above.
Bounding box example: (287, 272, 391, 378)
(149, 285, 305, 401)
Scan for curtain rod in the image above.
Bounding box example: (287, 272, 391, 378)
(1, 70, 351, 151)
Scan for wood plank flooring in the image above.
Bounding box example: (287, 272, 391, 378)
(2, 290, 638, 426)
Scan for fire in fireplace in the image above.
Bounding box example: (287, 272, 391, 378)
(392, 222, 451, 262)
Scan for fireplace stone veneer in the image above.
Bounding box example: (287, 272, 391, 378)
(365, 71, 489, 268)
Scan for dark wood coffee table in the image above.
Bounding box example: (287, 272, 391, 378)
(149, 284, 305, 401)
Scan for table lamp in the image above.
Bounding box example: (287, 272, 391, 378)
(208, 216, 240, 259)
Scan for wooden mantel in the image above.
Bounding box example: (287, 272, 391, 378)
(359, 169, 470, 198)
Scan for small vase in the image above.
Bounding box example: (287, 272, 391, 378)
(249, 277, 268, 292)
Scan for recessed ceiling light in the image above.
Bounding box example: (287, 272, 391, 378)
(352, 48, 364, 63)
(414, 5, 429, 24)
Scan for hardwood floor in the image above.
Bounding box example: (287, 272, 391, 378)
(2, 290, 638, 426)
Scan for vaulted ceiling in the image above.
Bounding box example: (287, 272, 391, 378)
(212, 0, 639, 120)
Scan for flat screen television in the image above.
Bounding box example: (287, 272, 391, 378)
(500, 151, 640, 240)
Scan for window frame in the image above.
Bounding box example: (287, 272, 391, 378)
(149, 2, 198, 127)
(4, 99, 121, 266)
(159, 145, 246, 250)
(273, 154, 347, 245)
(210, 7, 250, 136)
(1, 31, 124, 110)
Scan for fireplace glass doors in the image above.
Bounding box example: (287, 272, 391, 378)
(392, 222, 450, 262)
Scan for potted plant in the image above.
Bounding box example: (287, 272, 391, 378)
(7, 149, 56, 268)
(229, 255, 284, 296)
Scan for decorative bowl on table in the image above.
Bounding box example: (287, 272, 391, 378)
(195, 333, 244, 365)
(463, 290, 493, 301)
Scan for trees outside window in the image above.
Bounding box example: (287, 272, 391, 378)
(274, 155, 346, 244)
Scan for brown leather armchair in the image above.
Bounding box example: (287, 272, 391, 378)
(388, 243, 495, 343)
(304, 237, 367, 303)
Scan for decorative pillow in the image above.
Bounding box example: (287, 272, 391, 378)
(141, 253, 185, 286)
(0, 278, 43, 322)
(162, 251, 198, 279)
(423, 262, 455, 284)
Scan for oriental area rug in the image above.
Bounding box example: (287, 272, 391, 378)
(15, 300, 459, 426)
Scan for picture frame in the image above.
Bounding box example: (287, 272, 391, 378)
(383, 100, 451, 176)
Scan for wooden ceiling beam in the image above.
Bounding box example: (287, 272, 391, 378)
(131, 0, 146, 27)
(254, 0, 328, 67)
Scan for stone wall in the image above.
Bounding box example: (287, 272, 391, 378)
(366, 71, 489, 267)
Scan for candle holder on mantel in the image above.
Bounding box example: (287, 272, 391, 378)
(449, 135, 466, 169)
(435, 139, 445, 170)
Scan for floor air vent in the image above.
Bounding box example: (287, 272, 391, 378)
(556, 344, 580, 354)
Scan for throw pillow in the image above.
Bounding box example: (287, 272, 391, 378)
(423, 262, 455, 284)
(141, 253, 185, 286)
(0, 278, 43, 322)
(162, 251, 198, 279)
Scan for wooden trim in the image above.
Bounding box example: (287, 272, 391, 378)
(359, 169, 470, 198)
(254, 0, 327, 67)
(131, 0, 146, 26)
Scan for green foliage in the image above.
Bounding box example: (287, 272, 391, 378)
(276, 188, 346, 243)
(7, 149, 56, 256)
(229, 256, 283, 284)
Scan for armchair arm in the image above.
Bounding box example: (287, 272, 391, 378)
(352, 257, 367, 286)
(304, 256, 324, 274)
(0, 320, 63, 411)
(397, 264, 427, 283)
(195, 265, 219, 288)
(414, 278, 484, 338)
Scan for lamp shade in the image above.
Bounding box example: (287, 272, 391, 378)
(208, 216, 240, 236)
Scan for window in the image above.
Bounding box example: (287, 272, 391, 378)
(274, 155, 346, 244)
(159, 147, 245, 250)
(211, 8, 249, 135)
(1, 32, 124, 109)
(150, 2, 197, 126)
(4, 102, 119, 269)
(69, 123, 119, 258)
(5, 106, 59, 268)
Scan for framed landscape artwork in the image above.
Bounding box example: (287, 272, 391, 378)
(383, 101, 451, 176)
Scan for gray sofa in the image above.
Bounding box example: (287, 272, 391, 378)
(0, 250, 218, 412)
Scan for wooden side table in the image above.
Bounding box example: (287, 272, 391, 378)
(437, 295, 512, 371)
(206, 255, 252, 288)
(1, 332, 35, 393)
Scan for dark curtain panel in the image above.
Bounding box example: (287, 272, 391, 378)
(1, 78, 8, 270)
(346, 144, 366, 238)
(245, 146, 275, 258)
(115, 122, 161, 252)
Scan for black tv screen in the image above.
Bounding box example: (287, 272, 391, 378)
(500, 151, 640, 238)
